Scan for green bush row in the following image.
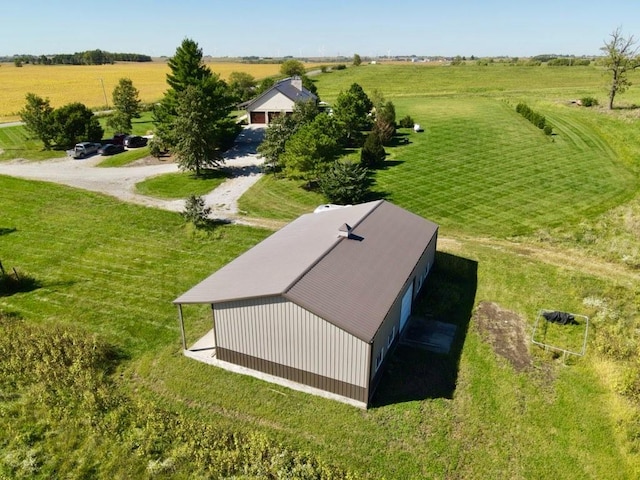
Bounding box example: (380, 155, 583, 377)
(515, 103, 553, 135)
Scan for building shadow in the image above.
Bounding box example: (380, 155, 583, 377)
(371, 251, 478, 407)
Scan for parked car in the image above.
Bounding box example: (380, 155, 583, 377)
(124, 135, 148, 148)
(98, 143, 125, 156)
(67, 142, 102, 159)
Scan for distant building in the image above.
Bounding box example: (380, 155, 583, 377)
(244, 76, 316, 125)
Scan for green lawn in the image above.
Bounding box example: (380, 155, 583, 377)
(1, 63, 640, 479)
(240, 96, 636, 237)
(1, 175, 637, 478)
(135, 169, 230, 199)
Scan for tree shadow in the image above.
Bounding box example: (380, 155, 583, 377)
(378, 159, 404, 170)
(371, 251, 478, 407)
(387, 133, 412, 148)
(0, 228, 17, 236)
(193, 168, 231, 180)
(0, 272, 43, 297)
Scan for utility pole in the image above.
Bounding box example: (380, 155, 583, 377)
(99, 78, 109, 109)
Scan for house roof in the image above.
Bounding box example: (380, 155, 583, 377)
(174, 200, 438, 342)
(244, 76, 317, 111)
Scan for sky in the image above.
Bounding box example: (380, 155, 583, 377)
(2, 1, 639, 58)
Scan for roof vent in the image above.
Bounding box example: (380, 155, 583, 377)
(338, 223, 352, 238)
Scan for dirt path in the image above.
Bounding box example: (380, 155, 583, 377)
(439, 236, 640, 286)
(0, 126, 267, 224)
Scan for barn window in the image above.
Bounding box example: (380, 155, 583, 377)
(374, 347, 385, 372)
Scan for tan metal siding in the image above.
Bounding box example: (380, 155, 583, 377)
(215, 296, 369, 388)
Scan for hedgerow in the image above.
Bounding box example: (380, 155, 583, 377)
(515, 102, 553, 135)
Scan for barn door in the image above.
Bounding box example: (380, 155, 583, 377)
(399, 282, 414, 332)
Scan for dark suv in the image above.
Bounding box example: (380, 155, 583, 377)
(124, 135, 148, 148)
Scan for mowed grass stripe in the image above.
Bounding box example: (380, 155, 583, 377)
(373, 97, 634, 236)
(0, 176, 270, 353)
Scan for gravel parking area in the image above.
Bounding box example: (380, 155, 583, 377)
(0, 126, 265, 221)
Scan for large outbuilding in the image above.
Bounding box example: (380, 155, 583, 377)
(244, 76, 317, 124)
(173, 200, 438, 408)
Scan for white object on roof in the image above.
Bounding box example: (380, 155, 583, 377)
(314, 204, 351, 214)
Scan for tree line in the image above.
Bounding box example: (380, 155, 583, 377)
(6, 50, 152, 66)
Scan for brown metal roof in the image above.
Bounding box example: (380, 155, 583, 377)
(173, 202, 380, 305)
(285, 201, 438, 341)
(174, 200, 438, 342)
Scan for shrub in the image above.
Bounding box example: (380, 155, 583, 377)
(398, 115, 415, 129)
(333, 64, 347, 70)
(320, 160, 371, 204)
(581, 96, 599, 107)
(515, 102, 552, 135)
(182, 195, 211, 227)
(360, 131, 386, 168)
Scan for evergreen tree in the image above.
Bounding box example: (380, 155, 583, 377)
(353, 53, 362, 66)
(360, 131, 386, 168)
(173, 83, 235, 176)
(320, 160, 371, 204)
(154, 38, 236, 152)
(374, 101, 396, 144)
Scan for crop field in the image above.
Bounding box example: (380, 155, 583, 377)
(0, 61, 293, 121)
(1, 63, 640, 478)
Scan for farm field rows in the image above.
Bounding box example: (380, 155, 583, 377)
(1, 63, 639, 478)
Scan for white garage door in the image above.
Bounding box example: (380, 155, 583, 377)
(400, 282, 414, 332)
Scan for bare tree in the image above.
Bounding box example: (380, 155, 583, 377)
(601, 28, 640, 109)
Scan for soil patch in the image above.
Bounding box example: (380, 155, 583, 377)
(127, 155, 175, 167)
(472, 301, 532, 371)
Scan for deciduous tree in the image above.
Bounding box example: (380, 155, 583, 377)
(332, 83, 373, 145)
(280, 59, 306, 77)
(107, 78, 141, 133)
(281, 113, 341, 182)
(601, 27, 640, 109)
(228, 71, 256, 102)
(353, 53, 362, 66)
(20, 93, 54, 149)
(51, 103, 103, 149)
(257, 100, 319, 171)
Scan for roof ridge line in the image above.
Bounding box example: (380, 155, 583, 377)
(282, 200, 384, 295)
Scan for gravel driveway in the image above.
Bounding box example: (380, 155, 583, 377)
(0, 126, 266, 222)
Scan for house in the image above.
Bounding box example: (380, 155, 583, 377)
(244, 76, 317, 124)
(173, 200, 438, 408)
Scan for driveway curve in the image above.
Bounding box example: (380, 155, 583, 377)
(0, 126, 266, 222)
